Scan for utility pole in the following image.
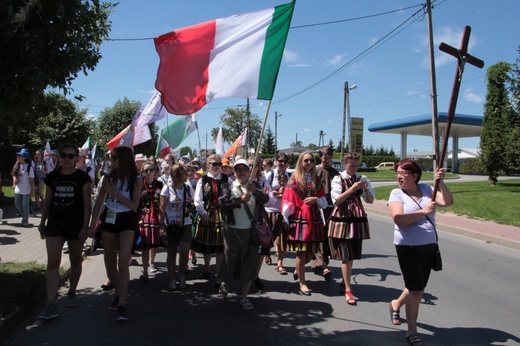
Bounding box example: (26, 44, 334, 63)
(275, 111, 282, 154)
(426, 0, 440, 169)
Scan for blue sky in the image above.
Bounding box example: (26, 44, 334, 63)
(70, 0, 520, 154)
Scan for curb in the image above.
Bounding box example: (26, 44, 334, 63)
(364, 204, 520, 252)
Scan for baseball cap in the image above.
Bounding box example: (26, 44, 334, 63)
(233, 159, 250, 169)
(135, 153, 146, 162)
(16, 148, 30, 157)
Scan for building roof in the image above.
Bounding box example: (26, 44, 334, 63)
(368, 112, 483, 137)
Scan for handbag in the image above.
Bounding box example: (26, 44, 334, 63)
(241, 187, 272, 246)
(402, 187, 443, 271)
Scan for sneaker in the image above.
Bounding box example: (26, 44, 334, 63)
(108, 295, 119, 311)
(253, 278, 264, 291)
(239, 298, 254, 311)
(178, 276, 186, 290)
(168, 280, 177, 291)
(66, 293, 79, 307)
(218, 283, 228, 298)
(149, 263, 158, 273)
(139, 272, 149, 282)
(116, 305, 128, 321)
(21, 220, 30, 227)
(38, 303, 59, 320)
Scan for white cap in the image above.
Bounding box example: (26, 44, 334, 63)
(233, 159, 250, 169)
(135, 153, 146, 162)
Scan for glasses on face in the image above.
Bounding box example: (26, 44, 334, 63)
(303, 158, 314, 163)
(209, 162, 222, 167)
(59, 153, 76, 160)
(143, 168, 155, 174)
(111, 155, 118, 161)
(277, 160, 287, 164)
(235, 168, 249, 173)
(395, 171, 412, 177)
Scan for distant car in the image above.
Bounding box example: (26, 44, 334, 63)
(360, 162, 367, 168)
(375, 162, 395, 170)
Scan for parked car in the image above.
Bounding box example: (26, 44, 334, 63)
(375, 162, 395, 170)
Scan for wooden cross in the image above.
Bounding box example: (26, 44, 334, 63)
(432, 25, 484, 200)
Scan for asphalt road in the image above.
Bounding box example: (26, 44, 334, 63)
(4, 213, 520, 345)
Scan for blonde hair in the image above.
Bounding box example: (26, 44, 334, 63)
(290, 151, 318, 193)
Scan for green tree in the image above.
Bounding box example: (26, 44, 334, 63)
(210, 107, 262, 156)
(480, 62, 514, 183)
(260, 125, 275, 155)
(307, 143, 318, 151)
(93, 98, 158, 155)
(30, 93, 95, 149)
(328, 139, 335, 151)
(504, 49, 520, 173)
(0, 0, 116, 123)
(290, 140, 303, 147)
(179, 146, 196, 158)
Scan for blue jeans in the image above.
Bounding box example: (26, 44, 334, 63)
(14, 193, 30, 222)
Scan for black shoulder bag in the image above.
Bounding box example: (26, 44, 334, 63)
(402, 187, 443, 271)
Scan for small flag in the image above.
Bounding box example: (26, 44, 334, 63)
(155, 135, 172, 159)
(44, 141, 55, 172)
(161, 114, 197, 149)
(215, 127, 225, 157)
(224, 128, 246, 158)
(81, 137, 91, 150)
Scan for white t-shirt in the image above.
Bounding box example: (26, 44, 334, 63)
(104, 176, 140, 213)
(14, 163, 34, 195)
(387, 184, 437, 246)
(161, 183, 194, 226)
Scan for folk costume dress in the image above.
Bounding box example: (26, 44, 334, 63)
(328, 172, 373, 260)
(281, 174, 327, 252)
(192, 172, 228, 254)
(139, 179, 164, 249)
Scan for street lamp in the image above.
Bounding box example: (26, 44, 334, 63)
(275, 111, 282, 154)
(342, 82, 357, 157)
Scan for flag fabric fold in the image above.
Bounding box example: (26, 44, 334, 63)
(155, 135, 172, 159)
(135, 90, 167, 129)
(224, 128, 246, 159)
(44, 141, 55, 172)
(215, 127, 225, 157)
(154, 1, 294, 115)
(81, 137, 91, 150)
(161, 115, 197, 149)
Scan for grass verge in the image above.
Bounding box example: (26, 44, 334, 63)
(0, 262, 67, 320)
(373, 179, 520, 227)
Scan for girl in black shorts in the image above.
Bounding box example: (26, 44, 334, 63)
(38, 143, 92, 320)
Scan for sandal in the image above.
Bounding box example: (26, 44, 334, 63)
(323, 267, 332, 278)
(389, 302, 402, 325)
(265, 255, 272, 265)
(405, 333, 424, 346)
(345, 291, 356, 305)
(275, 266, 288, 275)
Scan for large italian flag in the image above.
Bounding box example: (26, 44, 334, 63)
(154, 1, 294, 115)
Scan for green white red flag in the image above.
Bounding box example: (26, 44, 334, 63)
(154, 1, 294, 115)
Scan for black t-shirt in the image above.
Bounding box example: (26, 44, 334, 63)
(44, 169, 91, 230)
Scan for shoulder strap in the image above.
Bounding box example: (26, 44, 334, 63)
(401, 187, 438, 241)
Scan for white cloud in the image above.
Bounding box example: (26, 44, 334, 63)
(283, 48, 309, 68)
(464, 87, 484, 104)
(327, 54, 346, 66)
(419, 26, 478, 69)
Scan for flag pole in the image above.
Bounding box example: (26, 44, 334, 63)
(196, 121, 202, 159)
(251, 100, 272, 175)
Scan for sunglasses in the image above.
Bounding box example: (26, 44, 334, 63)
(303, 159, 315, 163)
(59, 153, 76, 159)
(143, 168, 155, 173)
(209, 162, 223, 167)
(235, 168, 249, 173)
(277, 160, 288, 164)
